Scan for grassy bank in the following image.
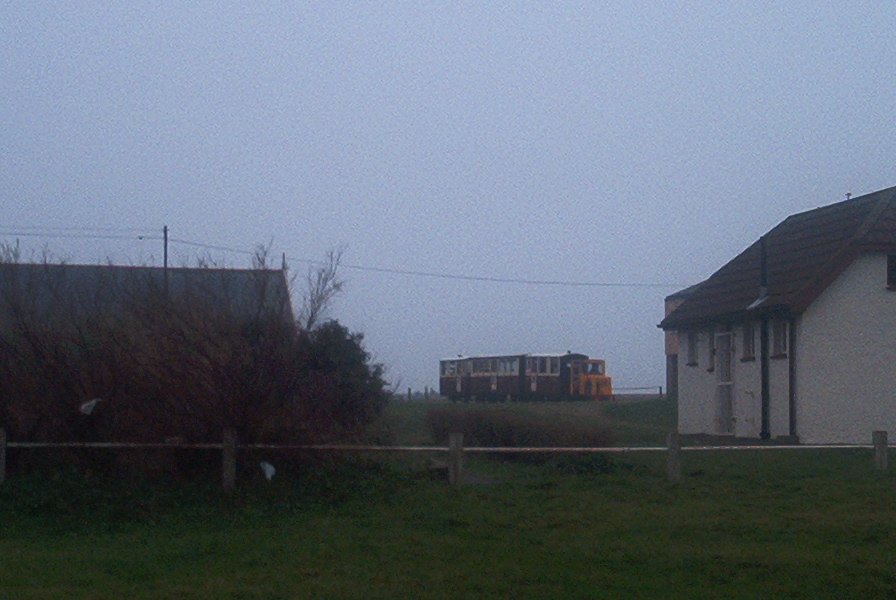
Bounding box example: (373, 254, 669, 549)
(3, 396, 895, 599)
(1, 449, 894, 599)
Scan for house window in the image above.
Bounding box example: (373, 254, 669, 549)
(888, 255, 896, 289)
(742, 322, 755, 360)
(772, 320, 788, 357)
(686, 331, 698, 366)
(707, 327, 715, 372)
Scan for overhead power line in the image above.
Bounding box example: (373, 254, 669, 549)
(0, 228, 687, 289)
(168, 236, 683, 289)
(0, 229, 160, 243)
(0, 225, 152, 234)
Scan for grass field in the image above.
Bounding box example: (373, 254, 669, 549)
(2, 397, 895, 599)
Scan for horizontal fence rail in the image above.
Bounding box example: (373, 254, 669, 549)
(7, 442, 224, 449)
(5, 443, 876, 452)
(0, 427, 889, 489)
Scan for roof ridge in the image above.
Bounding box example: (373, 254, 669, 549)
(779, 185, 896, 222)
(0, 262, 285, 274)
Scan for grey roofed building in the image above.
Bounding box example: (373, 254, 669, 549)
(0, 262, 294, 327)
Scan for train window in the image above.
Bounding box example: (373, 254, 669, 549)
(441, 361, 456, 376)
(538, 357, 547, 373)
(549, 357, 559, 374)
(584, 362, 604, 375)
(527, 357, 537, 374)
(509, 358, 519, 373)
(490, 358, 497, 373)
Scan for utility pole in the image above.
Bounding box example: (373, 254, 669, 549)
(163, 225, 169, 298)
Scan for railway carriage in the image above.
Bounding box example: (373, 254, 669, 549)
(439, 352, 612, 401)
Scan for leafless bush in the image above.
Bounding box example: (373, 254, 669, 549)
(0, 257, 386, 478)
(297, 245, 345, 331)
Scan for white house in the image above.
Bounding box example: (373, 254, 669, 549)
(660, 186, 896, 444)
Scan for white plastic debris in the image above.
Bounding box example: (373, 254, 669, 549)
(260, 461, 276, 481)
(79, 398, 103, 415)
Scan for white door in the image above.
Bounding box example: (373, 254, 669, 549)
(715, 332, 734, 435)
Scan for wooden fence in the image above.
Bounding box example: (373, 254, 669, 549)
(0, 428, 889, 490)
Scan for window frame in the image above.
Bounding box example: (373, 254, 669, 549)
(888, 254, 896, 290)
(741, 321, 755, 361)
(772, 320, 788, 357)
(686, 331, 698, 366)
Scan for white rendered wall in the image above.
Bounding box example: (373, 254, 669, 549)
(731, 324, 762, 438)
(796, 254, 896, 443)
(676, 321, 787, 439)
(768, 337, 791, 438)
(677, 329, 717, 434)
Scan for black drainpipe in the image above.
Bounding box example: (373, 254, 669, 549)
(759, 236, 771, 440)
(788, 317, 797, 438)
(760, 317, 770, 439)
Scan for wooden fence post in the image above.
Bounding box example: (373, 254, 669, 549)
(666, 430, 681, 484)
(448, 431, 464, 487)
(0, 427, 6, 486)
(873, 430, 888, 472)
(222, 428, 237, 491)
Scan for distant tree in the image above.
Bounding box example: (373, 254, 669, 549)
(298, 245, 345, 331)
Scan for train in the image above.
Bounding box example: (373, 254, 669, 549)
(439, 352, 613, 401)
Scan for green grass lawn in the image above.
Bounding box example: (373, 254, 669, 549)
(2, 397, 895, 599)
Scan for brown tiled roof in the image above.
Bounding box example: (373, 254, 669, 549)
(660, 186, 896, 329)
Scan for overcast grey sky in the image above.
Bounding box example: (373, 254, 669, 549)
(3, 3, 895, 391)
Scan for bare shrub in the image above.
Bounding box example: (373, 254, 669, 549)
(298, 246, 345, 331)
(0, 259, 387, 479)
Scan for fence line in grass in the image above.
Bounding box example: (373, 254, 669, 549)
(0, 427, 889, 490)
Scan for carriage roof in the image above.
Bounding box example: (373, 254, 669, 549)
(440, 352, 592, 361)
